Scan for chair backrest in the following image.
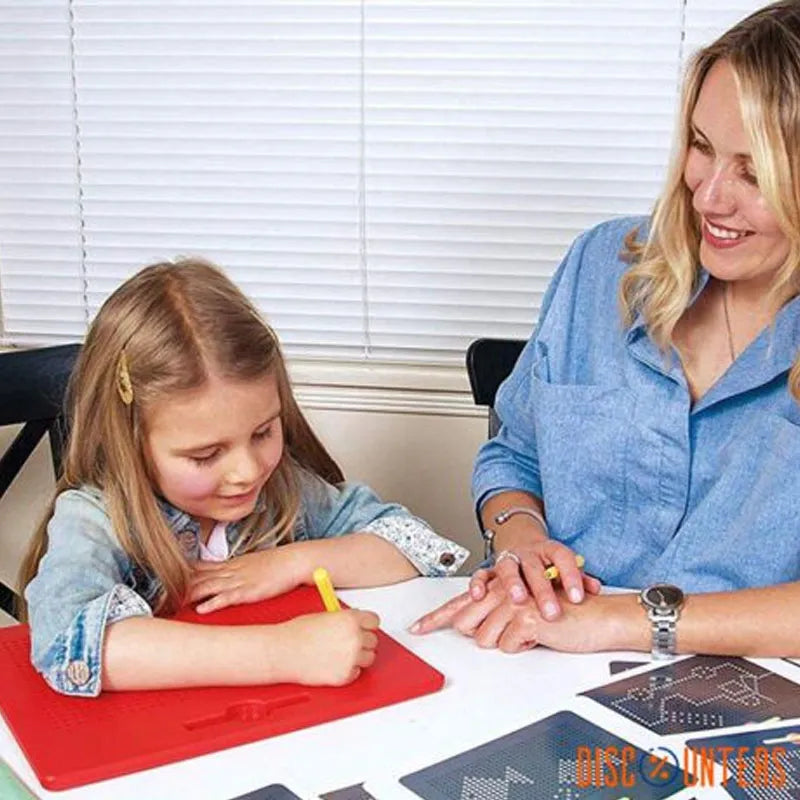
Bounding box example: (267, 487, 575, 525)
(0, 343, 80, 616)
(465, 337, 526, 437)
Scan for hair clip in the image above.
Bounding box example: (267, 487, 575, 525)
(117, 350, 134, 405)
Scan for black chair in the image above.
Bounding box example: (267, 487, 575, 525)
(0, 343, 80, 616)
(466, 337, 526, 437)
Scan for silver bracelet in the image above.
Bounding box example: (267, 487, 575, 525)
(493, 506, 549, 537)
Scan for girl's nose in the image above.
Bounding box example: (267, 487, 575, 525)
(226, 450, 262, 486)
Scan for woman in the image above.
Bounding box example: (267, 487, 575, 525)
(412, 0, 800, 658)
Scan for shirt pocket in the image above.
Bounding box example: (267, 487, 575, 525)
(530, 374, 635, 542)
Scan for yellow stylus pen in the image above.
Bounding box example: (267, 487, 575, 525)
(544, 554, 585, 582)
(313, 567, 341, 612)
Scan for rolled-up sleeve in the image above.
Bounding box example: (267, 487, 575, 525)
(25, 490, 152, 697)
(298, 475, 469, 576)
(471, 227, 593, 514)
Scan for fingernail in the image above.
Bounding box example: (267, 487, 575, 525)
(569, 588, 582, 603)
(408, 621, 421, 634)
(470, 586, 481, 599)
(511, 586, 526, 602)
(544, 602, 558, 619)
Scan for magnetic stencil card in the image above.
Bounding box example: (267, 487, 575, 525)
(686, 724, 800, 800)
(582, 656, 800, 736)
(231, 785, 303, 800)
(400, 710, 684, 800)
(0, 586, 444, 791)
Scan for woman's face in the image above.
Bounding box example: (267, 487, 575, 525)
(684, 59, 789, 293)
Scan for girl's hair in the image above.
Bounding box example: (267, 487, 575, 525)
(19, 258, 343, 616)
(619, 0, 800, 401)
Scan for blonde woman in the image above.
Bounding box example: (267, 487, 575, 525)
(22, 260, 467, 696)
(413, 0, 800, 658)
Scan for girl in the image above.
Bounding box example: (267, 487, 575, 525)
(21, 259, 467, 697)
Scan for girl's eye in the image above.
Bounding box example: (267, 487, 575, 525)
(190, 451, 218, 466)
(253, 425, 272, 440)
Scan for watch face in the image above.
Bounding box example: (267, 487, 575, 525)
(642, 584, 684, 609)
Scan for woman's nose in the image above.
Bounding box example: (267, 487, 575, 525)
(694, 165, 737, 216)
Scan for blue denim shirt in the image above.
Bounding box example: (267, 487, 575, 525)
(474, 216, 800, 593)
(26, 472, 468, 696)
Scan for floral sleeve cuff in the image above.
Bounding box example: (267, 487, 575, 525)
(360, 515, 470, 576)
(33, 584, 152, 697)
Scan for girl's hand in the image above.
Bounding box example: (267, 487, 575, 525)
(275, 609, 380, 686)
(188, 547, 306, 613)
(470, 540, 601, 620)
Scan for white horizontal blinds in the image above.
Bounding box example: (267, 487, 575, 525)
(683, 1, 764, 64)
(363, 1, 684, 362)
(0, 1, 84, 345)
(72, 1, 364, 359)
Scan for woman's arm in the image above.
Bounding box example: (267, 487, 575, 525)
(458, 580, 800, 658)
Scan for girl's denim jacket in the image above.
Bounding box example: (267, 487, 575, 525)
(25, 472, 468, 696)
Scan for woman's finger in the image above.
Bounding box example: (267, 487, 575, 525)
(469, 568, 492, 600)
(583, 573, 603, 594)
(497, 613, 539, 654)
(521, 560, 562, 620)
(451, 591, 505, 637)
(472, 603, 515, 649)
(494, 554, 531, 604)
(408, 592, 473, 634)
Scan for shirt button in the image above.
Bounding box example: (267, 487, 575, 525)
(439, 552, 456, 567)
(65, 660, 91, 687)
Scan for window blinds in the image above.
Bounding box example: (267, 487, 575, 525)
(0, 1, 84, 342)
(0, 0, 767, 366)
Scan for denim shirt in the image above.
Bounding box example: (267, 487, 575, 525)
(474, 215, 800, 593)
(26, 471, 468, 696)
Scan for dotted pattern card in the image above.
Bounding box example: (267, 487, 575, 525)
(582, 656, 800, 736)
(686, 725, 800, 800)
(231, 785, 303, 800)
(320, 783, 378, 799)
(400, 710, 683, 800)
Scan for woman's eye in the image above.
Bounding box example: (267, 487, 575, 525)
(254, 426, 272, 440)
(741, 168, 759, 187)
(690, 137, 712, 155)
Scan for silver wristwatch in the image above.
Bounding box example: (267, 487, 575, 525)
(638, 583, 685, 659)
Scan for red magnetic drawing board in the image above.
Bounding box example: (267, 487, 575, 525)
(0, 586, 444, 791)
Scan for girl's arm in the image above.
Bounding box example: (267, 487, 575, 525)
(188, 532, 425, 614)
(291, 532, 419, 586)
(102, 609, 379, 690)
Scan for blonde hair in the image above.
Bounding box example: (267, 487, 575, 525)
(19, 258, 342, 616)
(620, 0, 800, 400)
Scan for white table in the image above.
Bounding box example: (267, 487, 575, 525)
(2, 578, 797, 800)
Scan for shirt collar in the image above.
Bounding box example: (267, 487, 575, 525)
(156, 489, 268, 534)
(625, 268, 800, 409)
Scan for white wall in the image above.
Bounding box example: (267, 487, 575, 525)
(0, 400, 488, 600)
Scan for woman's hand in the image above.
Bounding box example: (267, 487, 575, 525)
(411, 581, 641, 654)
(188, 546, 306, 613)
(274, 609, 380, 686)
(471, 540, 601, 620)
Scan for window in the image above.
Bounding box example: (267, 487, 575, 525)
(0, 0, 765, 374)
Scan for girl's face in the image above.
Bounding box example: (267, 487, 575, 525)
(145, 372, 284, 526)
(683, 59, 789, 295)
